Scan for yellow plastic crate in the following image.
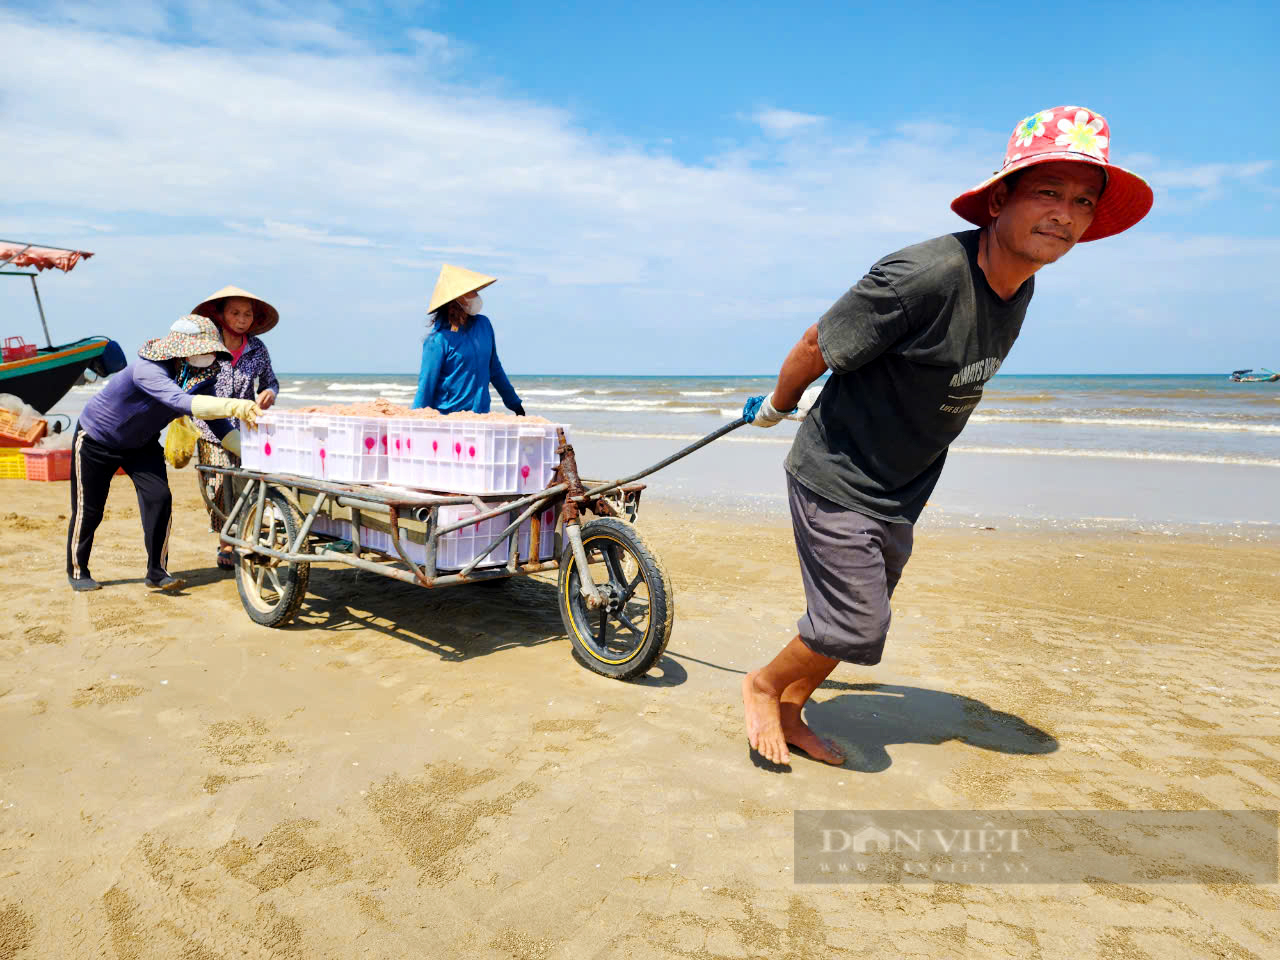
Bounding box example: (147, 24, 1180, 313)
(0, 447, 25, 479)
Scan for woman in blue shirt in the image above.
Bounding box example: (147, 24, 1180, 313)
(412, 264, 524, 416)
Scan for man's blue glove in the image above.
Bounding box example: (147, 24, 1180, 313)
(743, 394, 793, 428)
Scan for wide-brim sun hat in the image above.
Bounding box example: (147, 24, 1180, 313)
(138, 315, 232, 362)
(428, 263, 497, 313)
(191, 285, 280, 336)
(951, 106, 1153, 242)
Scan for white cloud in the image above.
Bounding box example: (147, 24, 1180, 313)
(419, 244, 514, 259)
(227, 220, 376, 247)
(1137, 160, 1275, 215)
(753, 108, 825, 138)
(1, 3, 1276, 374)
(1153, 161, 1270, 191)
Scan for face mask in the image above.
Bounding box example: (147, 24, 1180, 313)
(463, 295, 482, 316)
(186, 354, 216, 368)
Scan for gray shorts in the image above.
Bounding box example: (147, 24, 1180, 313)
(787, 474, 914, 665)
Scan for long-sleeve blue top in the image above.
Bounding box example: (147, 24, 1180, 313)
(412, 314, 522, 414)
(78, 358, 233, 449)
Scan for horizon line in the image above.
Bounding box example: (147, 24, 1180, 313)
(274, 371, 1244, 378)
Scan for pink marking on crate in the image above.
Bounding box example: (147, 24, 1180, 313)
(469, 445, 476, 458)
(521, 465, 530, 479)
(395, 437, 401, 451)
(454, 442, 461, 456)
(381, 436, 388, 450)
(364, 436, 375, 453)
(264, 441, 272, 456)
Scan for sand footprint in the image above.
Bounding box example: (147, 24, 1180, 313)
(202, 715, 292, 767)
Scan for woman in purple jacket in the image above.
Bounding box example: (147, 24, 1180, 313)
(67, 316, 263, 592)
(190, 286, 280, 569)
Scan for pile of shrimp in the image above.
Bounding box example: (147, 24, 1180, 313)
(291, 397, 551, 424)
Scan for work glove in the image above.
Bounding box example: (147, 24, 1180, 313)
(512, 403, 526, 417)
(222, 429, 242, 458)
(190, 396, 264, 429)
(742, 393, 793, 428)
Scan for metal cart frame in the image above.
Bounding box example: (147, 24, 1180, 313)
(199, 422, 743, 679)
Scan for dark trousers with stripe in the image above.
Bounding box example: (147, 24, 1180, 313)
(67, 426, 173, 583)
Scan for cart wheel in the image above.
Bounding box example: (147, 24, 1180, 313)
(558, 517, 674, 680)
(235, 487, 311, 627)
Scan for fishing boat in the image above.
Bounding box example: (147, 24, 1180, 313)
(1228, 368, 1279, 383)
(0, 240, 123, 413)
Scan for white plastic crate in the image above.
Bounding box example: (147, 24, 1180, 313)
(312, 416, 388, 484)
(241, 412, 314, 476)
(247, 413, 562, 495)
(308, 513, 348, 538)
(385, 418, 565, 494)
(433, 503, 511, 569)
(356, 525, 428, 565)
(310, 505, 555, 571)
(350, 518, 487, 569)
(517, 507, 558, 564)
(239, 418, 269, 471)
(311, 514, 428, 563)
(432, 504, 557, 570)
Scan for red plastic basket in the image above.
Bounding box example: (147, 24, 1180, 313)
(20, 447, 72, 482)
(2, 337, 38, 362)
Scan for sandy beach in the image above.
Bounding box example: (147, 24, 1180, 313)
(2, 470, 1279, 958)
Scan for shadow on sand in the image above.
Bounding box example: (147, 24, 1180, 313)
(295, 567, 565, 661)
(803, 681, 1058, 773)
(273, 565, 688, 684)
(96, 566, 228, 593)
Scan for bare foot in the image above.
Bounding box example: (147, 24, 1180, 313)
(741, 674, 759, 745)
(742, 671, 789, 766)
(781, 718, 845, 765)
(778, 701, 845, 765)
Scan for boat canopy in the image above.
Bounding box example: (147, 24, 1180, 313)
(0, 240, 94, 273)
(1, 238, 97, 351)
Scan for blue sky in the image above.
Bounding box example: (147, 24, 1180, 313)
(2, 0, 1277, 374)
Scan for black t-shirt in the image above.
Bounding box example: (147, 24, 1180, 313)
(785, 230, 1032, 524)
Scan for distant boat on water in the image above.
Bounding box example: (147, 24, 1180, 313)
(1228, 368, 1279, 383)
(0, 239, 124, 413)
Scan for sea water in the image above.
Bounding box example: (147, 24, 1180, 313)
(52, 373, 1279, 531)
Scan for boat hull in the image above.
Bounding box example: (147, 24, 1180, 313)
(0, 338, 110, 413)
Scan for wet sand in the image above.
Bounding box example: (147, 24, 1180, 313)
(1, 473, 1278, 958)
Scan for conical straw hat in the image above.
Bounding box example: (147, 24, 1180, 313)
(191, 285, 280, 336)
(428, 264, 497, 313)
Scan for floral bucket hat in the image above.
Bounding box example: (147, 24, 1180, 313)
(138, 315, 231, 362)
(951, 106, 1153, 242)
